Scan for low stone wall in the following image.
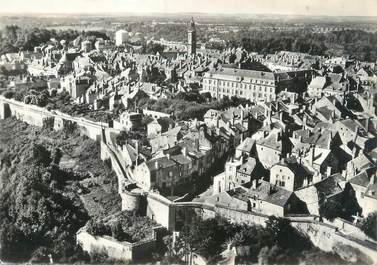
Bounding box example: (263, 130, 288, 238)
(0, 96, 109, 141)
(143, 196, 377, 263)
(215, 206, 268, 227)
(330, 218, 368, 238)
(76, 228, 158, 262)
(292, 220, 377, 264)
(143, 109, 171, 119)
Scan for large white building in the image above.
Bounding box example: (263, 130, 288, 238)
(202, 67, 278, 102)
(115, 30, 129, 46)
(202, 67, 313, 102)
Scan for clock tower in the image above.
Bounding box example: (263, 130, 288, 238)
(187, 17, 196, 56)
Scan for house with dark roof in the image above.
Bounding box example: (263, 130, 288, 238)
(236, 157, 267, 186)
(235, 137, 256, 158)
(256, 128, 291, 169)
(294, 173, 346, 215)
(133, 155, 181, 196)
(204, 186, 249, 211)
(270, 157, 313, 191)
(349, 169, 377, 216)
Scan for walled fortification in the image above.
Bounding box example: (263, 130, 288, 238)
(76, 227, 160, 262)
(0, 96, 109, 141)
(1, 95, 376, 264)
(292, 220, 376, 264)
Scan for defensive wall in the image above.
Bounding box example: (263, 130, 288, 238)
(144, 194, 377, 263)
(76, 226, 162, 262)
(0, 96, 109, 141)
(292, 220, 377, 264)
(1, 95, 376, 263)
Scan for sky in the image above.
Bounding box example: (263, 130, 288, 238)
(0, 0, 376, 17)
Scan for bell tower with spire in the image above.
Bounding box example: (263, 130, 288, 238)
(187, 17, 196, 56)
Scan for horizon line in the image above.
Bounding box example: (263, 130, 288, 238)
(0, 11, 377, 19)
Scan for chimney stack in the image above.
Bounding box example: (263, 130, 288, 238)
(195, 138, 200, 151)
(155, 160, 159, 169)
(310, 146, 315, 165)
(326, 166, 332, 177)
(252, 179, 257, 189)
(370, 174, 376, 185)
(182, 146, 188, 157)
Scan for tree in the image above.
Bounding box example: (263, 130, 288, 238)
(265, 216, 311, 252)
(2, 90, 14, 99)
(360, 211, 377, 240)
(111, 221, 126, 240)
(0, 224, 29, 261)
(319, 198, 343, 220)
(86, 219, 111, 237)
(257, 245, 296, 265)
(32, 143, 52, 167)
(51, 148, 62, 165)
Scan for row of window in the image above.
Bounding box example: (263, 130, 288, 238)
(206, 78, 274, 86)
(212, 92, 274, 101)
(206, 85, 274, 94)
(275, 174, 290, 180)
(276, 180, 286, 187)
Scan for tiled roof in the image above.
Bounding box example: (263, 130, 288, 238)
(309, 76, 326, 89)
(237, 158, 257, 176)
(171, 154, 191, 165)
(257, 131, 282, 151)
(237, 137, 255, 153)
(314, 173, 345, 199)
(208, 67, 275, 81)
(349, 171, 371, 187)
(146, 156, 176, 170)
(263, 187, 292, 207)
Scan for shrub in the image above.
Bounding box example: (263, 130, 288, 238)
(360, 212, 377, 240)
(2, 90, 14, 99)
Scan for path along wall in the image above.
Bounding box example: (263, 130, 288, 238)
(145, 196, 377, 263)
(1, 96, 376, 263)
(0, 96, 108, 141)
(292, 220, 377, 264)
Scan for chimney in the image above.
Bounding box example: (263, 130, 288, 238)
(195, 138, 200, 151)
(182, 146, 188, 157)
(302, 113, 308, 129)
(276, 130, 282, 142)
(252, 179, 257, 189)
(279, 111, 283, 121)
(370, 174, 376, 185)
(354, 126, 359, 143)
(135, 141, 139, 166)
(155, 160, 159, 169)
(326, 166, 332, 177)
(365, 118, 370, 133)
(352, 147, 357, 159)
(310, 146, 315, 165)
(166, 153, 170, 160)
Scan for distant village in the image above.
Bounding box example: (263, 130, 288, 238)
(1, 17, 377, 263)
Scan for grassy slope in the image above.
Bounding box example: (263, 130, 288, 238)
(0, 117, 121, 219)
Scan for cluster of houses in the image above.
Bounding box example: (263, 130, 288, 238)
(1, 18, 377, 222)
(196, 90, 377, 218)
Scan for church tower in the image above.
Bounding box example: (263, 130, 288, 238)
(187, 17, 196, 56)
